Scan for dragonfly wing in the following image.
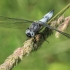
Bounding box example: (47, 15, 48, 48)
(42, 23, 70, 38)
(0, 16, 34, 23)
(0, 16, 34, 29)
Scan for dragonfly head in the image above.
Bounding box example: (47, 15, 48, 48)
(26, 29, 35, 37)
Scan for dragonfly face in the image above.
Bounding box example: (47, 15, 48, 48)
(26, 28, 35, 37)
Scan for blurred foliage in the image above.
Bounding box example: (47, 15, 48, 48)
(0, 0, 70, 70)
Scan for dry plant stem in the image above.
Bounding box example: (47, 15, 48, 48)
(0, 38, 34, 70)
(57, 15, 64, 25)
(0, 3, 70, 70)
(55, 16, 70, 38)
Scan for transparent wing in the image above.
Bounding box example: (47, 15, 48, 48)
(42, 23, 70, 38)
(0, 16, 34, 23)
(0, 16, 34, 29)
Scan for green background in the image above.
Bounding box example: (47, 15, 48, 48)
(0, 0, 70, 70)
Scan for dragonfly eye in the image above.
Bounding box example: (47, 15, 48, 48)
(26, 33, 31, 37)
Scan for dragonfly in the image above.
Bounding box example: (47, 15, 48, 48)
(0, 10, 70, 38)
